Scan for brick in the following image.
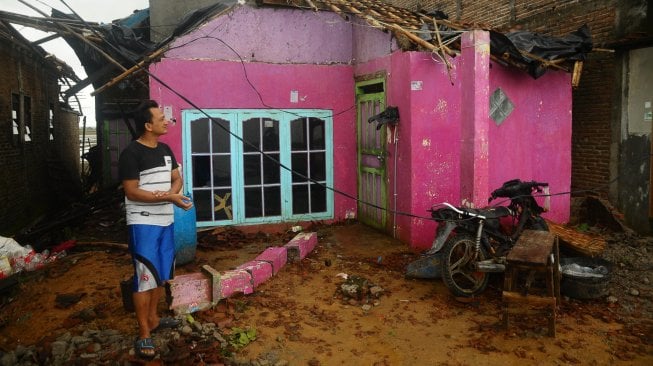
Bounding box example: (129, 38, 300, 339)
(284, 232, 318, 262)
(254, 246, 287, 274)
(167, 272, 213, 315)
(237, 260, 273, 288)
(219, 269, 254, 298)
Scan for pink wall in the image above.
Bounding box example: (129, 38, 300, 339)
(354, 52, 463, 248)
(404, 52, 464, 249)
(149, 59, 358, 221)
(351, 17, 399, 63)
(151, 7, 572, 250)
(460, 31, 491, 208)
(488, 63, 572, 223)
(167, 6, 353, 64)
(354, 36, 571, 250)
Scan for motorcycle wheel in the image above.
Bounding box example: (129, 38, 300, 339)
(441, 234, 490, 297)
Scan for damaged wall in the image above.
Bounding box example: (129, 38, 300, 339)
(386, 0, 653, 233)
(618, 46, 653, 233)
(0, 39, 81, 236)
(164, 6, 354, 64)
(354, 32, 571, 249)
(150, 3, 572, 248)
(152, 4, 358, 223)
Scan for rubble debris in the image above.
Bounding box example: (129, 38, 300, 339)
(334, 274, 385, 305)
(548, 221, 607, 257)
(197, 226, 271, 249)
(55, 292, 87, 309)
(570, 196, 634, 235)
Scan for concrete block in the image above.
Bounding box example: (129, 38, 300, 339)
(284, 232, 317, 262)
(255, 246, 287, 274)
(201, 264, 221, 304)
(237, 260, 273, 287)
(167, 272, 212, 315)
(219, 269, 254, 298)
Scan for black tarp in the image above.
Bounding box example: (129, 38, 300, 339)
(52, 8, 156, 86)
(490, 25, 593, 78)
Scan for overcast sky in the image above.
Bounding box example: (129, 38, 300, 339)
(1, 0, 150, 127)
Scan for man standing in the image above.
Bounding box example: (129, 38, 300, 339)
(118, 100, 192, 359)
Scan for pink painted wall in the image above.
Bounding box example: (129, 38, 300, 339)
(351, 17, 399, 63)
(150, 4, 572, 250)
(167, 5, 353, 64)
(354, 51, 463, 248)
(488, 63, 572, 224)
(355, 39, 571, 250)
(150, 59, 358, 221)
(148, 4, 393, 223)
(404, 52, 464, 249)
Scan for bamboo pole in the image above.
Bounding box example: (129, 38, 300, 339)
(572, 60, 583, 88)
(433, 18, 456, 59)
(91, 47, 167, 96)
(387, 23, 436, 51)
(433, 18, 454, 84)
(304, 0, 318, 11)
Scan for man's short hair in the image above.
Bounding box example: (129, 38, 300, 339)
(134, 100, 159, 137)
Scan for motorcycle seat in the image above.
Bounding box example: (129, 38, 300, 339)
(460, 206, 512, 219)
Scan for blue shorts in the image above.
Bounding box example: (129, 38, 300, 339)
(128, 224, 175, 292)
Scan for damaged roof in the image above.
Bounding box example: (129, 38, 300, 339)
(0, 18, 82, 111)
(255, 0, 592, 79)
(0, 20, 78, 80)
(165, 0, 592, 79)
(0, 0, 593, 97)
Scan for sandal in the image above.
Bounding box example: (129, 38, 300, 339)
(151, 317, 181, 333)
(134, 337, 156, 360)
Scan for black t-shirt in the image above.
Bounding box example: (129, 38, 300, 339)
(118, 141, 179, 225)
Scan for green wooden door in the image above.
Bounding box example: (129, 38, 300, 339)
(356, 78, 387, 229)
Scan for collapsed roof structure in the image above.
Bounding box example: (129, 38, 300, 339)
(0, 0, 593, 103)
(0, 15, 81, 112)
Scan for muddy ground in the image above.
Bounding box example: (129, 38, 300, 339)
(0, 199, 652, 365)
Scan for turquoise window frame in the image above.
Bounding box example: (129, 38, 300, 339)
(182, 109, 334, 227)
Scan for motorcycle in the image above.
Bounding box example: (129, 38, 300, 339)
(407, 179, 550, 297)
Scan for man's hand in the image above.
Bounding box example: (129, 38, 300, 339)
(168, 193, 193, 211)
(123, 180, 192, 210)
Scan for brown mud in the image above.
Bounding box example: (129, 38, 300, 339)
(0, 222, 652, 365)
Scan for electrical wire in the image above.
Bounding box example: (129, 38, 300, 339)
(53, 0, 640, 225)
(54, 0, 429, 220)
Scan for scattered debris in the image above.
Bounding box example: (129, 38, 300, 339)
(55, 292, 87, 309)
(548, 221, 607, 257)
(334, 274, 385, 306)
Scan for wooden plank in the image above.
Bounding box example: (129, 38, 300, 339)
(507, 230, 555, 265)
(502, 291, 557, 307)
